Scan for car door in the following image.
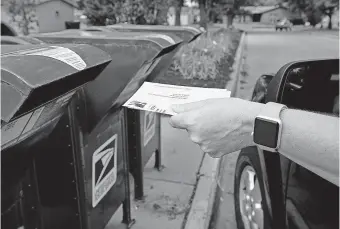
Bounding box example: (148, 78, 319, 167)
(277, 63, 339, 229)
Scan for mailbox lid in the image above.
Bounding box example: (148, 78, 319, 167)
(30, 33, 182, 129)
(1, 36, 45, 45)
(1, 44, 112, 122)
(107, 24, 202, 43)
(37, 29, 182, 50)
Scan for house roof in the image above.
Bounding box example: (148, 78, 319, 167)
(37, 0, 78, 8)
(241, 5, 288, 14)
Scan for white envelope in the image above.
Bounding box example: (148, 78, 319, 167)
(123, 82, 231, 116)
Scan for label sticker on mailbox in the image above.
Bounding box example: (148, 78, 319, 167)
(21, 106, 45, 135)
(26, 46, 87, 71)
(1, 91, 76, 147)
(92, 134, 118, 207)
(2, 46, 87, 70)
(1, 112, 32, 146)
(144, 111, 156, 146)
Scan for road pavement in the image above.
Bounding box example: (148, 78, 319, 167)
(210, 30, 339, 229)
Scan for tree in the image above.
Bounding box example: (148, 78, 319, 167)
(3, 0, 38, 35)
(198, 0, 208, 29)
(120, 0, 146, 24)
(210, 0, 236, 28)
(174, 0, 184, 25)
(80, 0, 172, 25)
(318, 1, 338, 29)
(143, 0, 174, 25)
(190, 0, 218, 30)
(287, 0, 338, 29)
(80, 0, 123, 25)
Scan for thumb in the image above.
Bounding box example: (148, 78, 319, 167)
(171, 100, 208, 114)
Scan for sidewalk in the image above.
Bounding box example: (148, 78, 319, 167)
(107, 117, 208, 229)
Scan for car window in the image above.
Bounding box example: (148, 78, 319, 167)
(282, 65, 339, 115)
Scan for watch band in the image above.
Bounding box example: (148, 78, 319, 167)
(259, 102, 287, 120)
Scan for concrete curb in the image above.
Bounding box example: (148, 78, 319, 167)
(226, 31, 247, 95)
(183, 31, 247, 229)
(183, 154, 220, 229)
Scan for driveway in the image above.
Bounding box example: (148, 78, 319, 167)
(210, 30, 339, 229)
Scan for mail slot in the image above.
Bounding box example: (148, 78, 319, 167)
(1, 44, 112, 229)
(106, 24, 202, 43)
(20, 31, 183, 228)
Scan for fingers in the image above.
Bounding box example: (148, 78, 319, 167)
(169, 113, 189, 130)
(171, 99, 210, 114)
(169, 98, 220, 129)
(169, 100, 207, 129)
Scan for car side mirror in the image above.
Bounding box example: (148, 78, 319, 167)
(251, 74, 274, 103)
(266, 59, 339, 114)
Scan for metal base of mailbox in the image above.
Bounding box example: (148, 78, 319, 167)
(127, 109, 162, 200)
(2, 159, 42, 229)
(2, 106, 135, 229)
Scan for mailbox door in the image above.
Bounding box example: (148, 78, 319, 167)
(1, 44, 112, 229)
(79, 108, 128, 229)
(139, 111, 161, 166)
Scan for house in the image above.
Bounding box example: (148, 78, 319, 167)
(1, 0, 78, 35)
(241, 5, 294, 24)
(35, 0, 78, 33)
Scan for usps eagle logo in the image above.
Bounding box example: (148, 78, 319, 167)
(92, 134, 118, 207)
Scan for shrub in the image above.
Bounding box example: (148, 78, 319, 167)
(169, 28, 241, 82)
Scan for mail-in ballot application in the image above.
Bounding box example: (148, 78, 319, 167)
(123, 82, 231, 115)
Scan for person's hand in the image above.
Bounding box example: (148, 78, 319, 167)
(169, 98, 263, 157)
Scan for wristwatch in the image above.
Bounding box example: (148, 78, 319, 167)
(253, 102, 287, 152)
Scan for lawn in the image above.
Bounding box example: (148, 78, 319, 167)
(154, 28, 242, 89)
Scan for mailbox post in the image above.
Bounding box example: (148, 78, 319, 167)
(1, 44, 112, 229)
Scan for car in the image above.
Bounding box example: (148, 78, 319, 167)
(1, 21, 17, 36)
(233, 59, 339, 229)
(275, 19, 292, 31)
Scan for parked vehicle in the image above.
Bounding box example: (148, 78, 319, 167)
(234, 59, 339, 229)
(275, 19, 292, 31)
(1, 22, 17, 36)
(290, 18, 305, 26)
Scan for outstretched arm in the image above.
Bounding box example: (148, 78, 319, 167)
(169, 98, 339, 185)
(278, 108, 339, 185)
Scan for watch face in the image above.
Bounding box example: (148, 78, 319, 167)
(254, 117, 279, 148)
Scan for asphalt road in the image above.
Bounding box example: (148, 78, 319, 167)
(210, 30, 339, 229)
